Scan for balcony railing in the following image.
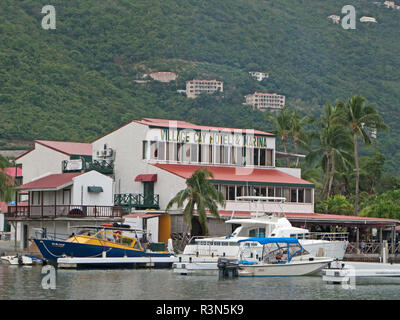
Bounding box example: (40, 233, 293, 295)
(114, 193, 160, 210)
(7, 205, 123, 219)
(62, 159, 114, 174)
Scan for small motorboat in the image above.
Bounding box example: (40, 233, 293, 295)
(32, 224, 172, 264)
(229, 237, 333, 277)
(0, 254, 33, 265)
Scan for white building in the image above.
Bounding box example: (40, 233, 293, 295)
(185, 80, 223, 98)
(360, 16, 378, 23)
(249, 71, 269, 81)
(92, 117, 314, 238)
(327, 15, 340, 24)
(244, 92, 286, 111)
(7, 170, 119, 250)
(16, 140, 92, 184)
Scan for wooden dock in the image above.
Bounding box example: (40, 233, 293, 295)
(57, 256, 175, 269)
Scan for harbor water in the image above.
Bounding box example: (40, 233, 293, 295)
(1, 264, 400, 300)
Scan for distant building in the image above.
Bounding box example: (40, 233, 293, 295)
(327, 14, 340, 24)
(149, 72, 178, 83)
(244, 92, 285, 111)
(384, 1, 396, 8)
(185, 80, 223, 98)
(249, 71, 269, 81)
(360, 16, 378, 23)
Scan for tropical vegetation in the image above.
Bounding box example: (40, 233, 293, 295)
(166, 169, 226, 238)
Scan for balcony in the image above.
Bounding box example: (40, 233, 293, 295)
(114, 193, 160, 210)
(7, 205, 123, 219)
(62, 158, 114, 174)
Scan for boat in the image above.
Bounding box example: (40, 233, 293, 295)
(174, 197, 347, 275)
(0, 254, 33, 265)
(219, 237, 333, 277)
(32, 224, 172, 265)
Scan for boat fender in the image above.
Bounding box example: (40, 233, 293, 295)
(309, 257, 314, 261)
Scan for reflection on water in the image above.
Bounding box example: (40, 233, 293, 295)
(1, 265, 400, 300)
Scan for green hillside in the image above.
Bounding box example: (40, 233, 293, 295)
(1, 0, 400, 173)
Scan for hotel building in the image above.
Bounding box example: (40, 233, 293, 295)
(186, 80, 223, 98)
(245, 92, 285, 111)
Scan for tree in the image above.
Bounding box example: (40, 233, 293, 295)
(316, 195, 354, 216)
(166, 169, 226, 239)
(290, 111, 313, 168)
(306, 103, 353, 199)
(337, 95, 388, 216)
(265, 108, 293, 167)
(0, 155, 14, 202)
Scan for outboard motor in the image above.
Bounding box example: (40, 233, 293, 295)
(217, 257, 239, 279)
(17, 254, 23, 265)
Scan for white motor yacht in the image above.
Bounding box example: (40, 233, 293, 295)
(173, 196, 348, 275)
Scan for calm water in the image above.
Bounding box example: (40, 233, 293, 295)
(1, 264, 400, 300)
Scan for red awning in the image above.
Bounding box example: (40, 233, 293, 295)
(134, 174, 157, 182)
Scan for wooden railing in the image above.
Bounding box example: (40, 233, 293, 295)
(346, 242, 400, 254)
(114, 193, 160, 209)
(7, 205, 123, 219)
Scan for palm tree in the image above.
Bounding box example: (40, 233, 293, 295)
(0, 155, 14, 202)
(290, 111, 313, 168)
(337, 95, 388, 215)
(266, 108, 293, 167)
(306, 103, 353, 200)
(166, 169, 226, 241)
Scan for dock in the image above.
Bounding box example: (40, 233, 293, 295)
(322, 260, 400, 284)
(57, 256, 175, 269)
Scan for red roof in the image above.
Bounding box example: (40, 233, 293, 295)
(153, 163, 313, 186)
(135, 118, 274, 136)
(17, 172, 84, 190)
(212, 211, 399, 226)
(16, 140, 92, 160)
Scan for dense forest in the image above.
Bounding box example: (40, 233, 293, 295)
(1, 0, 400, 177)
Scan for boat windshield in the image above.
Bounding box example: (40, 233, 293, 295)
(262, 242, 309, 263)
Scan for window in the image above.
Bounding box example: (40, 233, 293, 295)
(236, 186, 243, 198)
(198, 144, 202, 163)
(228, 186, 235, 200)
(305, 189, 312, 203)
(158, 142, 165, 161)
(150, 141, 158, 160)
(290, 189, 297, 202)
(275, 187, 282, 198)
(284, 188, 290, 202)
(223, 146, 230, 164)
(268, 187, 274, 197)
(183, 144, 191, 162)
(298, 188, 305, 203)
(267, 149, 273, 166)
(246, 148, 253, 166)
(190, 144, 198, 163)
(142, 141, 148, 159)
(253, 148, 259, 165)
(260, 187, 267, 197)
(260, 149, 266, 166)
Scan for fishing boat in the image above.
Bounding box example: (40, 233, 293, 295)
(33, 224, 172, 264)
(0, 254, 33, 265)
(231, 237, 333, 277)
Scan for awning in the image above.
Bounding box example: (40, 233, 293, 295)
(87, 186, 103, 193)
(134, 174, 157, 182)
